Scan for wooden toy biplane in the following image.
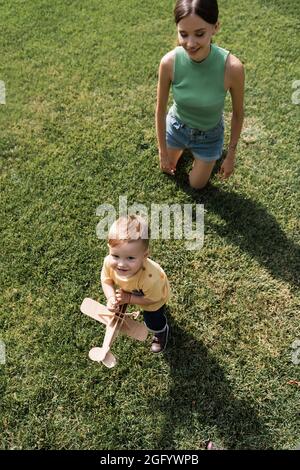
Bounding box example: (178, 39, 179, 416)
(80, 298, 148, 368)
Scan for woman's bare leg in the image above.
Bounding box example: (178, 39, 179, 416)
(189, 158, 216, 189)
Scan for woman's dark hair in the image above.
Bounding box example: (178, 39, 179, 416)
(174, 0, 219, 25)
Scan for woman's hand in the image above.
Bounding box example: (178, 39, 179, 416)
(115, 289, 131, 305)
(159, 151, 176, 176)
(219, 154, 235, 179)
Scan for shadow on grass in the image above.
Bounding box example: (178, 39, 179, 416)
(150, 320, 274, 450)
(170, 153, 299, 290)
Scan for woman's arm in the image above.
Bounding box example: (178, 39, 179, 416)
(155, 51, 175, 173)
(220, 55, 245, 179)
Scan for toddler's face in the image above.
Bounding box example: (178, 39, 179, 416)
(108, 240, 148, 279)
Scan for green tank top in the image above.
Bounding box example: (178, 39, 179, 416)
(170, 44, 229, 130)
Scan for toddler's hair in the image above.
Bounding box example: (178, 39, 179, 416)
(108, 215, 149, 248)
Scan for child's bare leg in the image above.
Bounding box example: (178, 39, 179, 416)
(189, 158, 216, 189)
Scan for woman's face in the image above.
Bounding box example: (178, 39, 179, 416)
(177, 14, 219, 61)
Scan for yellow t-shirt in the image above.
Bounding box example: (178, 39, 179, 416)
(101, 256, 170, 311)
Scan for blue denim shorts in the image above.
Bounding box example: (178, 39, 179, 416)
(166, 112, 224, 162)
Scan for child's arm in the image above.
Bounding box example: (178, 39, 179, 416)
(101, 258, 119, 311)
(101, 280, 118, 311)
(115, 289, 156, 307)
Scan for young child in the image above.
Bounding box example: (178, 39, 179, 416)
(101, 214, 170, 353)
(156, 0, 244, 188)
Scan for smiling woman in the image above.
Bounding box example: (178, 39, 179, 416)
(156, 0, 245, 189)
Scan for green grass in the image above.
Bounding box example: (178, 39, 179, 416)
(0, 0, 299, 450)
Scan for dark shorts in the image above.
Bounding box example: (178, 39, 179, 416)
(143, 305, 167, 333)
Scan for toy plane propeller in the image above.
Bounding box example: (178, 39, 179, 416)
(80, 297, 148, 368)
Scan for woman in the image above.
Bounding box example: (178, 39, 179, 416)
(156, 0, 244, 189)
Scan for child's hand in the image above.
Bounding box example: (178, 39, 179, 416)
(115, 289, 131, 305)
(106, 296, 119, 312)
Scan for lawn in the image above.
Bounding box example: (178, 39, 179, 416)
(0, 0, 299, 450)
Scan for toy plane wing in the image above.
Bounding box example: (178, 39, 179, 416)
(80, 297, 112, 325)
(80, 298, 148, 341)
(119, 316, 148, 341)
